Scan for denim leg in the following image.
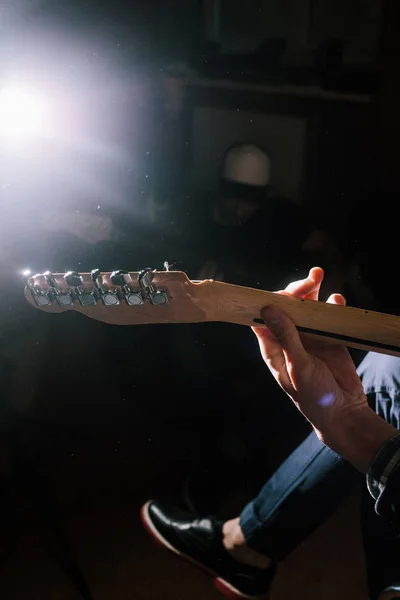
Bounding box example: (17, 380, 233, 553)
(240, 430, 355, 560)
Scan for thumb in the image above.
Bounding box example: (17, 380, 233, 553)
(261, 305, 310, 373)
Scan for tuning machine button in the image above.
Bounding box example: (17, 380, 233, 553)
(64, 271, 97, 306)
(91, 268, 119, 306)
(138, 268, 168, 305)
(44, 271, 74, 307)
(110, 270, 144, 306)
(27, 277, 52, 307)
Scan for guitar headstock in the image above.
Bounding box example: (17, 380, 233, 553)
(24, 268, 209, 326)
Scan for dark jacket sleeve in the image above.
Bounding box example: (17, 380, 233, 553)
(367, 432, 400, 525)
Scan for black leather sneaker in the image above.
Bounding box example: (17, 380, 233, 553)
(141, 500, 274, 599)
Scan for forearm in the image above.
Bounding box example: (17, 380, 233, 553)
(316, 407, 398, 474)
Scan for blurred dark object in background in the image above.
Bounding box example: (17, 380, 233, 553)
(192, 0, 381, 95)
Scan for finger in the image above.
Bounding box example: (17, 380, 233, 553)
(303, 266, 324, 301)
(261, 305, 313, 388)
(284, 275, 315, 298)
(326, 293, 346, 306)
(283, 267, 324, 301)
(252, 326, 293, 393)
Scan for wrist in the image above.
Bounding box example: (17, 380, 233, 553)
(316, 407, 398, 473)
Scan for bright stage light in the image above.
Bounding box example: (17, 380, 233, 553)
(0, 86, 47, 141)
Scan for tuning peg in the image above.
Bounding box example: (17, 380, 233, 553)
(64, 271, 83, 288)
(64, 271, 97, 306)
(91, 268, 119, 306)
(44, 271, 74, 307)
(110, 270, 144, 306)
(91, 268, 102, 289)
(43, 271, 57, 288)
(138, 267, 168, 305)
(27, 276, 52, 307)
(110, 269, 128, 287)
(138, 268, 155, 292)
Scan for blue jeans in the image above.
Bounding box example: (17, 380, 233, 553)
(240, 352, 400, 598)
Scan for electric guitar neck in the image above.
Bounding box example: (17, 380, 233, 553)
(24, 268, 400, 357)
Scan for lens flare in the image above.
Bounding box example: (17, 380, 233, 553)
(0, 86, 47, 140)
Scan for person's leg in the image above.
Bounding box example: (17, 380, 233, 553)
(143, 353, 398, 598)
(141, 430, 356, 599)
(237, 429, 356, 560)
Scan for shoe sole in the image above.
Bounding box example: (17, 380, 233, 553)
(140, 501, 268, 600)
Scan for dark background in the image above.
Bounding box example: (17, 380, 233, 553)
(1, 1, 400, 598)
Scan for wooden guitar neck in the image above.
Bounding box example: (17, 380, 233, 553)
(24, 269, 400, 357)
(200, 280, 400, 356)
